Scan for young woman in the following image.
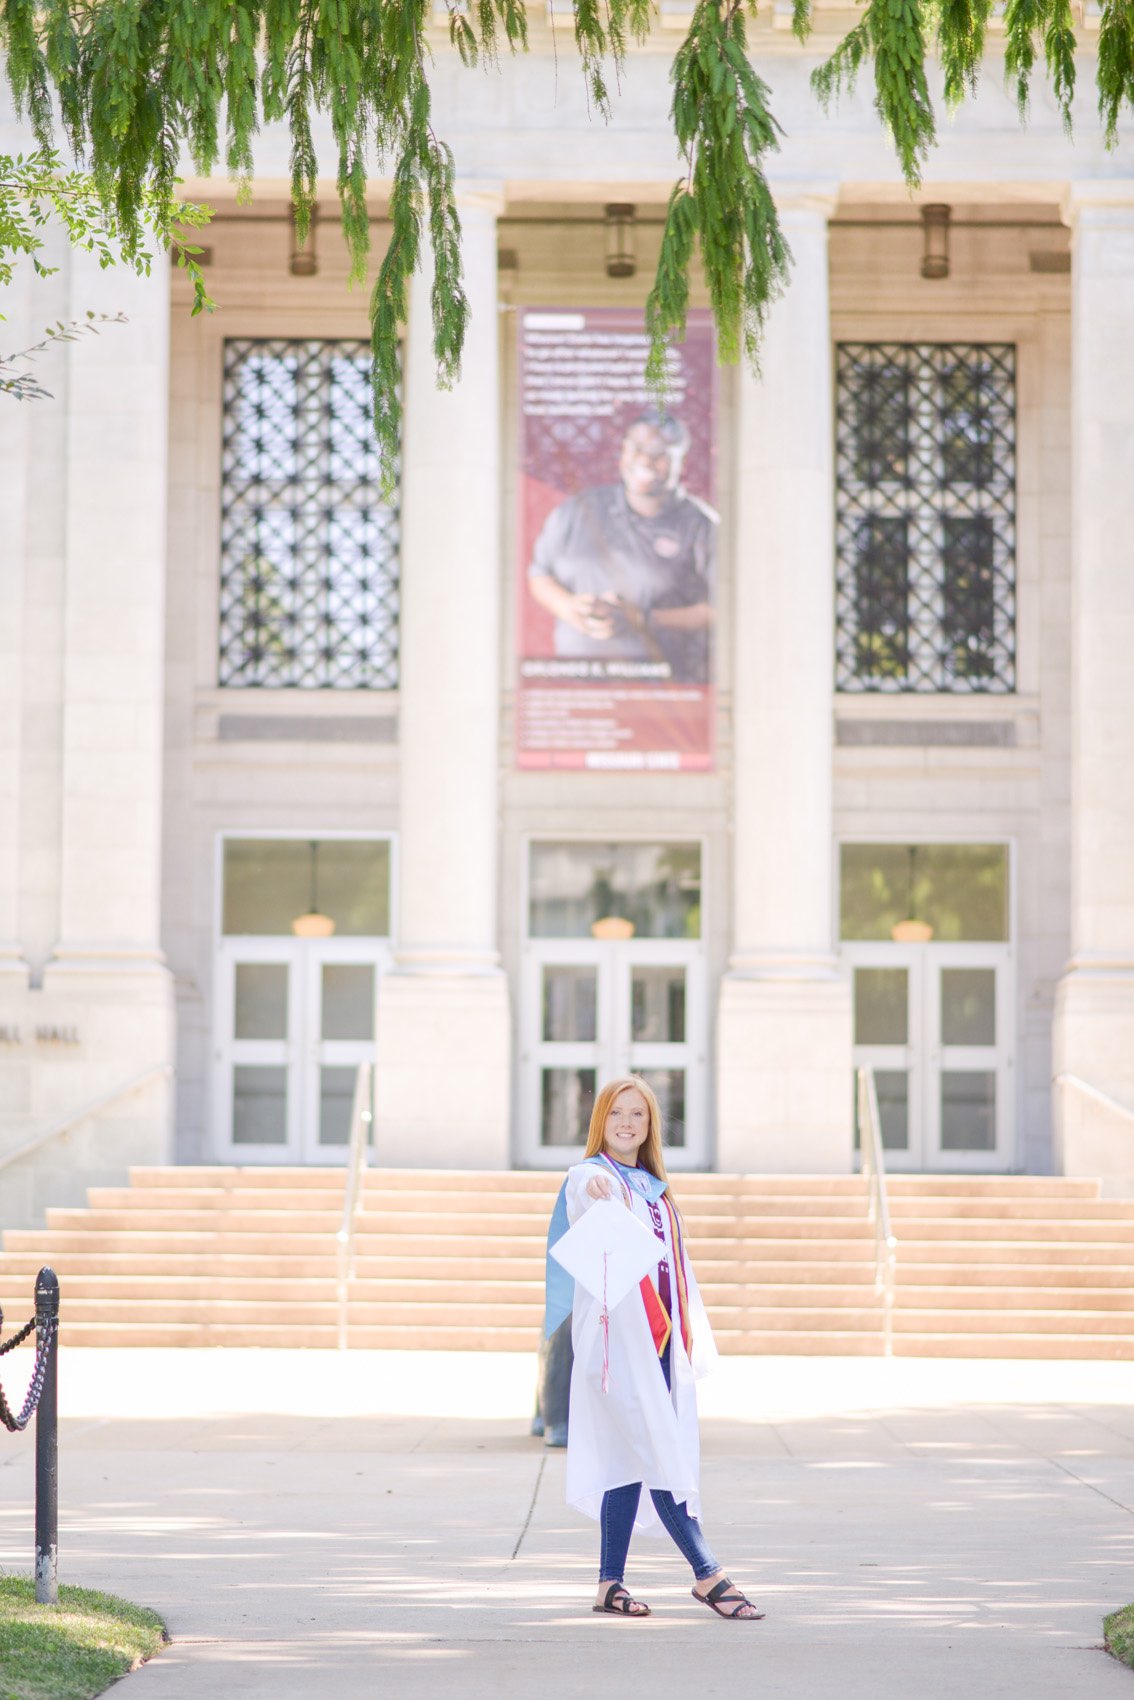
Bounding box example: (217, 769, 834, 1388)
(549, 1075, 762, 1621)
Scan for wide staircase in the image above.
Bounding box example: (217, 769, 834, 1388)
(2, 1168, 1133, 1356)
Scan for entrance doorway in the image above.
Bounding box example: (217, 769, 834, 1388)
(519, 841, 707, 1167)
(214, 836, 392, 1163)
(847, 943, 1012, 1169)
(840, 842, 1014, 1171)
(215, 940, 388, 1162)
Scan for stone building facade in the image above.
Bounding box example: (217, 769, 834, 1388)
(2, 26, 1134, 1221)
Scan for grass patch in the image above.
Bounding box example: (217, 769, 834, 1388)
(1106, 1602, 1134, 1668)
(0, 1575, 166, 1700)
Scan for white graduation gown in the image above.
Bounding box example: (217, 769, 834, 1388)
(563, 1160, 718, 1536)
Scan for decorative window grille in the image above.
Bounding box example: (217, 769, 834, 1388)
(219, 339, 399, 689)
(835, 344, 1016, 693)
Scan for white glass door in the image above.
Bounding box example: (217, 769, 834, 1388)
(849, 947, 924, 1164)
(218, 942, 297, 1158)
(848, 943, 1013, 1170)
(216, 939, 388, 1163)
(929, 955, 1012, 1168)
(521, 938, 705, 1168)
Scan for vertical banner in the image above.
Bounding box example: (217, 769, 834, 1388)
(516, 308, 717, 771)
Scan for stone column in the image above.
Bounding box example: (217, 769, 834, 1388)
(0, 257, 31, 981)
(1053, 184, 1134, 1191)
(375, 188, 511, 1167)
(716, 191, 852, 1173)
(41, 247, 175, 1145)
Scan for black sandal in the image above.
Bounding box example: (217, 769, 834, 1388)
(693, 1578, 764, 1620)
(593, 1582, 651, 1617)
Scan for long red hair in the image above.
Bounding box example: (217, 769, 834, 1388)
(582, 1075, 669, 1184)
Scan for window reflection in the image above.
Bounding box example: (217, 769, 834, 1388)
(234, 963, 289, 1040)
(855, 1070, 909, 1152)
(635, 1068, 686, 1148)
(540, 1068, 596, 1146)
(853, 968, 908, 1046)
(941, 969, 996, 1046)
(542, 967, 598, 1043)
(840, 843, 1008, 943)
(321, 965, 375, 1041)
(529, 842, 701, 940)
(232, 1065, 287, 1144)
(940, 1071, 996, 1151)
(223, 838, 390, 936)
(319, 1065, 357, 1145)
(631, 968, 686, 1043)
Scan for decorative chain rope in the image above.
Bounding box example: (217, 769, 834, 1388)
(0, 1315, 58, 1433)
(0, 1315, 36, 1355)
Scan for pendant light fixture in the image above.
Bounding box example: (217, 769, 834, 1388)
(890, 845, 934, 943)
(292, 840, 335, 938)
(920, 204, 951, 280)
(604, 203, 637, 279)
(290, 202, 318, 276)
(590, 916, 635, 941)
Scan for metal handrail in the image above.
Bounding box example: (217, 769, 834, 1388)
(0, 1065, 173, 1174)
(1055, 1072, 1134, 1124)
(336, 1062, 373, 1351)
(857, 1066, 898, 1357)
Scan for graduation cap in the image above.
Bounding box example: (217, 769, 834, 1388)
(549, 1199, 663, 1310)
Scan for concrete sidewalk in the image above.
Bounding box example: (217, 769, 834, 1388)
(2, 1352, 1133, 1697)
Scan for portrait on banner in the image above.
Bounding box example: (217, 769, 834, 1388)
(516, 308, 717, 772)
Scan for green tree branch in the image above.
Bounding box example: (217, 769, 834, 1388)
(1, 0, 1130, 489)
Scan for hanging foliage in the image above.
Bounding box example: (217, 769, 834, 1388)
(647, 0, 790, 389)
(1, 0, 1130, 485)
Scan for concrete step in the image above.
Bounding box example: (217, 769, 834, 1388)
(873, 1218, 1134, 1243)
(118, 1165, 1101, 1200)
(0, 1252, 342, 1279)
(887, 1197, 1134, 1221)
(39, 1204, 886, 1237)
(897, 1244, 1134, 1271)
(40, 1208, 344, 1234)
(7, 1164, 1133, 1358)
(1, 1274, 339, 1304)
(892, 1285, 1134, 1312)
(896, 1264, 1134, 1289)
(891, 1307, 1134, 1336)
(1, 1231, 549, 1256)
(12, 1275, 542, 1305)
(51, 1299, 344, 1325)
(123, 1167, 873, 1198)
(696, 1283, 881, 1307)
(76, 1188, 1130, 1230)
(10, 1269, 1133, 1313)
(126, 1166, 561, 1194)
(884, 1176, 1101, 1196)
(52, 1323, 343, 1348)
(47, 1322, 884, 1353)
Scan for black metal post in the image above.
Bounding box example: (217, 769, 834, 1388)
(34, 1267, 58, 1606)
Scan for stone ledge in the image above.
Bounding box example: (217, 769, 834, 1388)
(217, 714, 397, 744)
(837, 719, 1017, 748)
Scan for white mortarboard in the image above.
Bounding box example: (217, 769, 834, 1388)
(549, 1199, 663, 1310)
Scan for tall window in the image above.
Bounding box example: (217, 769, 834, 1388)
(835, 344, 1016, 693)
(219, 339, 399, 689)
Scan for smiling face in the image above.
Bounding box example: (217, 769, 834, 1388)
(618, 422, 679, 503)
(602, 1085, 651, 1166)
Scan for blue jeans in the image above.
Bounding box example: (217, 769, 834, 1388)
(598, 1344, 719, 1585)
(599, 1482, 720, 1584)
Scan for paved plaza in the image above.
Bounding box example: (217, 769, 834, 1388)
(1, 1351, 1133, 1697)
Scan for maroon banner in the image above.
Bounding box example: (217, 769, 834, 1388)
(516, 307, 717, 771)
